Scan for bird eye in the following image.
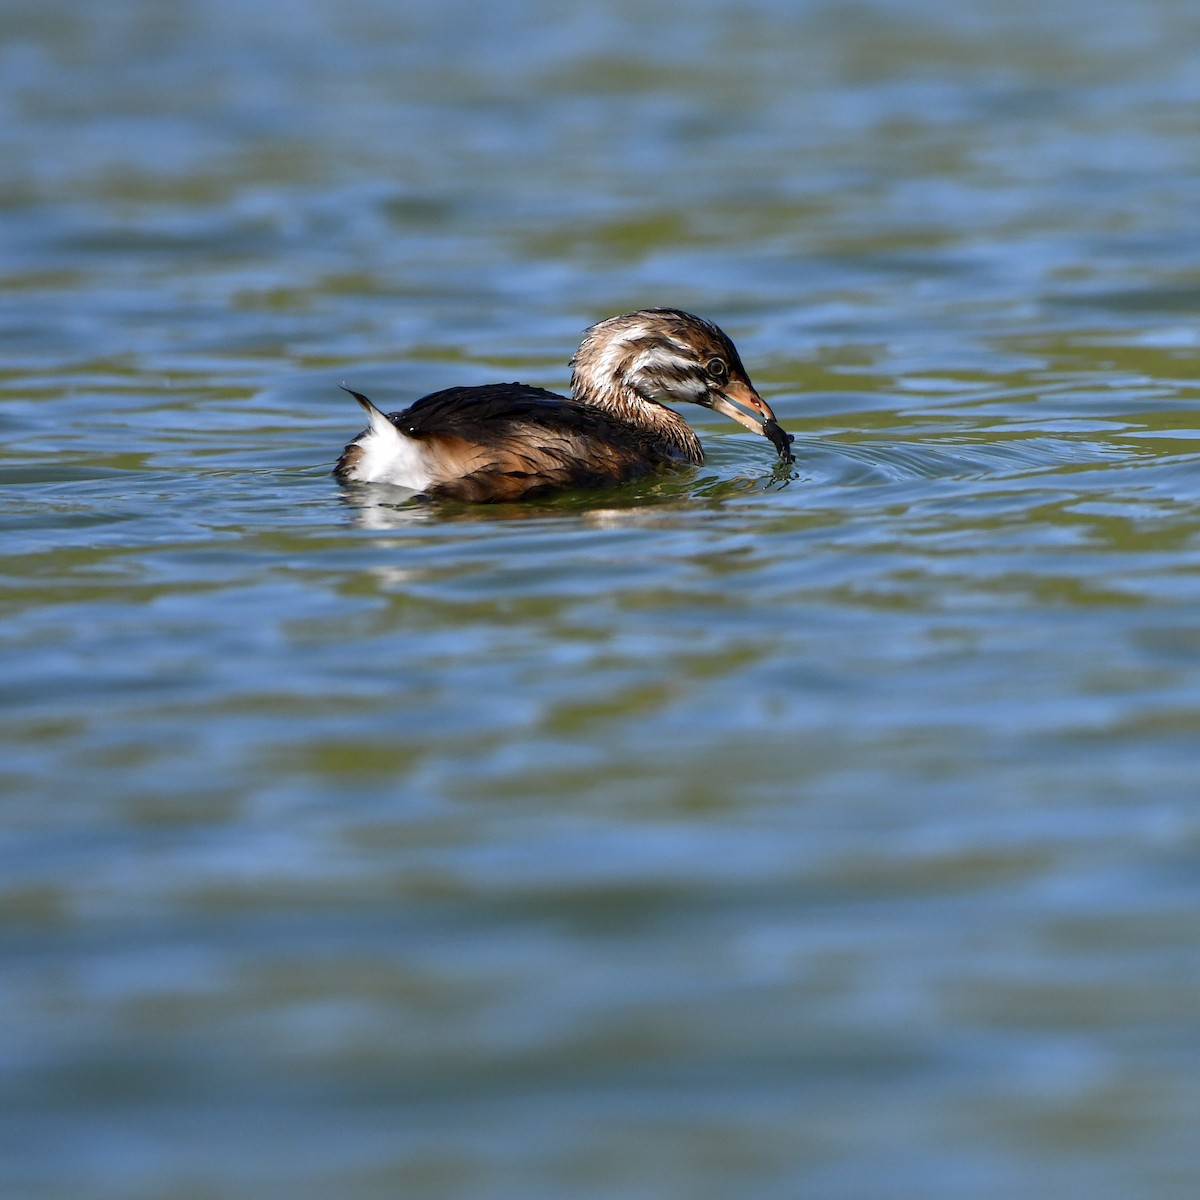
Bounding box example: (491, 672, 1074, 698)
(706, 358, 728, 382)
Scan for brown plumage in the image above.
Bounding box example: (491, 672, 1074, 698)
(334, 308, 793, 502)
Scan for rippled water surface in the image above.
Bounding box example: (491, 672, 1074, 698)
(4, 1, 1200, 1196)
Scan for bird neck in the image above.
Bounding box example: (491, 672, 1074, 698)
(571, 376, 704, 463)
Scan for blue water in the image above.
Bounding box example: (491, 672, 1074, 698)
(3, 1, 1200, 1197)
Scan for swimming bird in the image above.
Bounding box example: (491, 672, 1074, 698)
(334, 307, 794, 502)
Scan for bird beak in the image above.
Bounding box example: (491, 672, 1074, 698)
(710, 379, 796, 463)
(710, 379, 779, 434)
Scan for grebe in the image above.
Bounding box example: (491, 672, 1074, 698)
(334, 307, 794, 502)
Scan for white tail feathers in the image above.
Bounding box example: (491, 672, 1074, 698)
(338, 386, 433, 490)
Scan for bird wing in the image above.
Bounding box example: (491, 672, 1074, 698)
(396, 384, 680, 501)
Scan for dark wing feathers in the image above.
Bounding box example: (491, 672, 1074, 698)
(400, 384, 570, 430)
(391, 383, 685, 501)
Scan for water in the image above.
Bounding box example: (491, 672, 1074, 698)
(3, 0, 1200, 1196)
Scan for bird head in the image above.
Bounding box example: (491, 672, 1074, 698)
(571, 308, 793, 461)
